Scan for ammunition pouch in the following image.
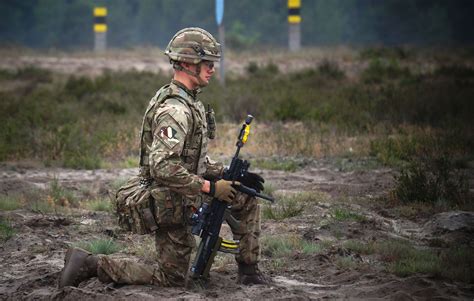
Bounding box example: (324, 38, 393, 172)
(115, 175, 158, 235)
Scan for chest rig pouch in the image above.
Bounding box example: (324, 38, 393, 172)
(206, 104, 216, 140)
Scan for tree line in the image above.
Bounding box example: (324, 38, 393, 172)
(1, 0, 473, 50)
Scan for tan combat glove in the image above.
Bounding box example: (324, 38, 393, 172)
(212, 179, 240, 203)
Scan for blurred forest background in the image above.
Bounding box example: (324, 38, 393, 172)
(1, 0, 474, 49)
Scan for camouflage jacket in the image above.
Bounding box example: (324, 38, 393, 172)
(139, 80, 223, 200)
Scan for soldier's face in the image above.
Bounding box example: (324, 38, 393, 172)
(198, 60, 215, 86)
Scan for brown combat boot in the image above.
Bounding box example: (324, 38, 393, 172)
(58, 247, 99, 288)
(237, 263, 270, 285)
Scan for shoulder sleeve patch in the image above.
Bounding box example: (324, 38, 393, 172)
(152, 112, 187, 151)
(159, 125, 179, 146)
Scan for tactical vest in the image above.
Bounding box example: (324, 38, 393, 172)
(138, 83, 210, 181)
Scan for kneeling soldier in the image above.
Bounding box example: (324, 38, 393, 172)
(59, 27, 268, 288)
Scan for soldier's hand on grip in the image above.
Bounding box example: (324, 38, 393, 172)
(213, 179, 240, 203)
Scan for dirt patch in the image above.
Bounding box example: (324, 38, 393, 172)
(1, 161, 473, 300)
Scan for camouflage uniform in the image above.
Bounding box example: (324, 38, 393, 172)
(97, 80, 261, 287)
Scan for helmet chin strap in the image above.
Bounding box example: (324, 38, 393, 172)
(172, 61, 208, 87)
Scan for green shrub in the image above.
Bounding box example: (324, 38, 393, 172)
(0, 66, 53, 82)
(370, 134, 419, 166)
(389, 252, 441, 277)
(394, 154, 469, 206)
(245, 62, 279, 77)
(435, 65, 474, 79)
(317, 60, 345, 80)
(440, 246, 474, 283)
(359, 47, 410, 61)
(16, 66, 53, 82)
(63, 152, 102, 169)
(362, 58, 412, 84)
(376, 240, 442, 276)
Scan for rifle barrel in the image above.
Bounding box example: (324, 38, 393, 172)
(235, 184, 275, 203)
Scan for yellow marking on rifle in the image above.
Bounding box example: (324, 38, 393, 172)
(221, 239, 238, 249)
(242, 125, 250, 144)
(221, 243, 238, 249)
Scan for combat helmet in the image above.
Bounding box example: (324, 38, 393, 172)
(165, 27, 221, 64)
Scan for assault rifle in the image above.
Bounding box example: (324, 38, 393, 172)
(190, 115, 274, 280)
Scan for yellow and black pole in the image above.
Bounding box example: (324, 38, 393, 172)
(93, 7, 107, 52)
(215, 0, 225, 86)
(288, 0, 301, 51)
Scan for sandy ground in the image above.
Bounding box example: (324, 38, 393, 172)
(1, 160, 473, 300)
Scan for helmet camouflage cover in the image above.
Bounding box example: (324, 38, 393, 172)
(165, 27, 221, 64)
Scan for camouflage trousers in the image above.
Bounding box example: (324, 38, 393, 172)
(98, 193, 260, 287)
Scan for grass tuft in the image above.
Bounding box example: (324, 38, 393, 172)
(263, 197, 304, 220)
(74, 238, 122, 255)
(48, 178, 77, 207)
(262, 235, 329, 258)
(0, 217, 15, 241)
(83, 199, 111, 212)
(335, 256, 359, 269)
(361, 58, 412, 84)
(263, 191, 327, 220)
(262, 182, 276, 198)
(0, 195, 22, 211)
(331, 208, 367, 222)
(344, 240, 376, 254)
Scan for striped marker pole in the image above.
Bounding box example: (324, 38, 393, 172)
(94, 7, 107, 52)
(216, 0, 225, 86)
(288, 0, 301, 52)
